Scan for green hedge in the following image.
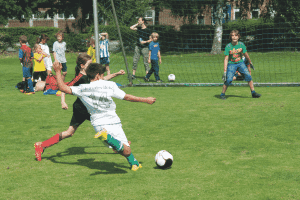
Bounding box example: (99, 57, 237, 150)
(0, 27, 90, 52)
(2, 20, 299, 53)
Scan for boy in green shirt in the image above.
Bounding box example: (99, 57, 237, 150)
(220, 30, 261, 100)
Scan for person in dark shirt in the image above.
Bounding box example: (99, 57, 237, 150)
(130, 17, 152, 79)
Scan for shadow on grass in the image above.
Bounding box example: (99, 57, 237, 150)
(214, 94, 250, 99)
(44, 146, 129, 175)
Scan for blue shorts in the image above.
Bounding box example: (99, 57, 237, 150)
(100, 57, 110, 65)
(61, 63, 67, 72)
(225, 62, 252, 86)
(23, 66, 32, 78)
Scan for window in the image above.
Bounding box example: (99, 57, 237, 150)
(233, 9, 240, 20)
(144, 9, 155, 25)
(68, 14, 75, 19)
(57, 13, 64, 19)
(145, 10, 154, 19)
(197, 15, 205, 25)
(252, 9, 260, 19)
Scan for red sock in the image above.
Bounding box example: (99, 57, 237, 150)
(41, 134, 60, 148)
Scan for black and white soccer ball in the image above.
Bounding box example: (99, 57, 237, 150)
(168, 74, 175, 81)
(155, 150, 173, 169)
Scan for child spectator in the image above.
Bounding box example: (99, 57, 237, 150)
(144, 32, 162, 83)
(53, 31, 67, 81)
(18, 35, 34, 94)
(37, 34, 53, 76)
(87, 37, 96, 63)
(32, 43, 48, 87)
(220, 30, 261, 100)
(99, 32, 110, 75)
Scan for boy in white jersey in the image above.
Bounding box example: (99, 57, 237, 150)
(99, 32, 110, 75)
(53, 62, 156, 171)
(53, 31, 67, 81)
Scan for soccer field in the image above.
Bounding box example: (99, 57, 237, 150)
(1, 54, 300, 199)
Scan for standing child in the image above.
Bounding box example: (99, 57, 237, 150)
(53, 62, 156, 171)
(99, 32, 110, 75)
(53, 31, 67, 81)
(144, 32, 162, 83)
(32, 44, 48, 87)
(18, 35, 34, 94)
(87, 37, 96, 63)
(37, 34, 53, 76)
(220, 30, 261, 100)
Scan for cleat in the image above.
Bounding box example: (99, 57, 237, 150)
(34, 142, 44, 161)
(94, 129, 108, 140)
(143, 76, 149, 82)
(156, 80, 163, 83)
(252, 92, 261, 98)
(19, 89, 24, 93)
(131, 164, 142, 171)
(220, 95, 226, 100)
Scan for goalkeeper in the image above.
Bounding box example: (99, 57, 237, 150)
(220, 30, 261, 100)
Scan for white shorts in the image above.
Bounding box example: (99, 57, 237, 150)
(94, 123, 130, 147)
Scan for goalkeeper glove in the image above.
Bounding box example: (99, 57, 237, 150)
(250, 63, 255, 70)
(222, 71, 227, 82)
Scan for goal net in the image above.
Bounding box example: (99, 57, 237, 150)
(96, 0, 300, 87)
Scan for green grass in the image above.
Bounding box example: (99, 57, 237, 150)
(1, 53, 300, 199)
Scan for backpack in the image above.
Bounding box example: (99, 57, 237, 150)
(20, 45, 33, 68)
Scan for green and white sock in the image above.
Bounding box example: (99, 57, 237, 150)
(126, 153, 139, 166)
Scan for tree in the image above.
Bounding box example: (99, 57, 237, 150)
(210, 0, 224, 54)
(0, 0, 39, 25)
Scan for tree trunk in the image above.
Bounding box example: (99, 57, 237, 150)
(210, 0, 223, 55)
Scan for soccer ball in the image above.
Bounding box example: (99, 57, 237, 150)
(155, 150, 173, 169)
(168, 74, 175, 81)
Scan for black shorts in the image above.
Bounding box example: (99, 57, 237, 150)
(70, 102, 90, 127)
(33, 71, 47, 81)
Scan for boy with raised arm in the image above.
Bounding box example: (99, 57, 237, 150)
(53, 62, 156, 171)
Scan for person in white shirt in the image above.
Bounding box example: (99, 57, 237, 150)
(53, 62, 156, 171)
(53, 31, 67, 81)
(37, 34, 53, 76)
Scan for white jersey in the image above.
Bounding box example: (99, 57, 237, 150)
(70, 80, 126, 127)
(99, 39, 109, 58)
(40, 43, 53, 71)
(53, 41, 67, 63)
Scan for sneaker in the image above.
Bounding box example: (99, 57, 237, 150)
(56, 91, 62, 96)
(25, 91, 35, 95)
(220, 95, 226, 100)
(132, 75, 136, 79)
(252, 92, 261, 98)
(131, 164, 142, 171)
(34, 142, 44, 161)
(156, 80, 163, 83)
(143, 76, 149, 82)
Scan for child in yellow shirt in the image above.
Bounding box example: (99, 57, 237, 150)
(33, 43, 48, 87)
(87, 37, 96, 63)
